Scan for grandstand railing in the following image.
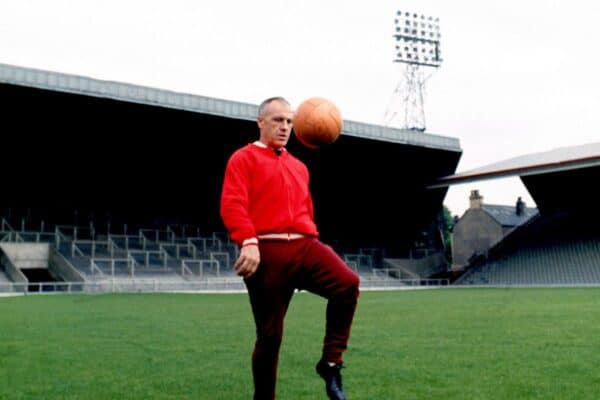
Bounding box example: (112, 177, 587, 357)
(3, 217, 453, 285)
(0, 278, 451, 294)
(90, 256, 137, 277)
(0, 231, 24, 243)
(180, 258, 220, 277)
(58, 234, 239, 279)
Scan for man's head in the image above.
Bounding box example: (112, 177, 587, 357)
(257, 97, 293, 149)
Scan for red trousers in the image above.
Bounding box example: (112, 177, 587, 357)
(244, 237, 360, 400)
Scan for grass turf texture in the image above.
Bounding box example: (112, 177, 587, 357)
(1, 288, 600, 399)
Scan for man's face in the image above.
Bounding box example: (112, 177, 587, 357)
(257, 100, 294, 148)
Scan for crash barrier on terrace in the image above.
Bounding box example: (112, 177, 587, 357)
(1, 217, 449, 288)
(0, 277, 450, 294)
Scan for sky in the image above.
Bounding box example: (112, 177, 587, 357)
(2, 0, 599, 217)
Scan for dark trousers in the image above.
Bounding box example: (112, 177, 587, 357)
(244, 237, 360, 400)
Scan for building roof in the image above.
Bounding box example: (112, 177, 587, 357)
(0, 62, 461, 152)
(481, 204, 538, 227)
(430, 142, 600, 187)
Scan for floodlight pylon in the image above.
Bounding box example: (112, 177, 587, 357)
(384, 11, 442, 132)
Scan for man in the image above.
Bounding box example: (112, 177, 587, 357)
(220, 97, 360, 399)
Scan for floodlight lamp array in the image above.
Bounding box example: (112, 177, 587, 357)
(393, 10, 442, 67)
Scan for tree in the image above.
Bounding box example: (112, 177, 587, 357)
(440, 205, 454, 264)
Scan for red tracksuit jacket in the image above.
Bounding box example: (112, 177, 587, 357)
(220, 142, 319, 246)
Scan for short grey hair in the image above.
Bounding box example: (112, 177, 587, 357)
(257, 97, 290, 117)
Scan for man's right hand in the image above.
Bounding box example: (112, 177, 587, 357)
(234, 244, 260, 278)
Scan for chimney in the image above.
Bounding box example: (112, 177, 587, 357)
(516, 196, 525, 216)
(469, 190, 483, 209)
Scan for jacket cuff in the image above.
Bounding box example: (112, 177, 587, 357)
(241, 237, 259, 247)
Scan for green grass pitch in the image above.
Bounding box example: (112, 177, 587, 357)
(1, 288, 600, 399)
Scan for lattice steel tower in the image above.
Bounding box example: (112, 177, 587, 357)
(384, 11, 443, 132)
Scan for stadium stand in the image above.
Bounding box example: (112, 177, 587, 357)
(383, 251, 446, 280)
(434, 142, 600, 286)
(455, 210, 600, 285)
(0, 217, 251, 293)
(0, 63, 462, 292)
(1, 211, 453, 291)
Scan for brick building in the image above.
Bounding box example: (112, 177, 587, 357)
(451, 190, 537, 271)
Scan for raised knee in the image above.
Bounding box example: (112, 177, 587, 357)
(339, 272, 360, 300)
